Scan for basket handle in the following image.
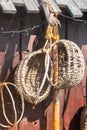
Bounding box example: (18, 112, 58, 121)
(45, 41, 59, 87)
(37, 52, 50, 95)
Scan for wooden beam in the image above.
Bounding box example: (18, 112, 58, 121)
(0, 0, 17, 14)
(12, 0, 24, 6)
(54, 0, 66, 7)
(50, 0, 62, 13)
(33, 0, 40, 8)
(66, 0, 83, 18)
(74, 0, 87, 12)
(23, 0, 39, 13)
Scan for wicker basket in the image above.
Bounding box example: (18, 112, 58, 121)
(80, 106, 87, 130)
(14, 39, 85, 103)
(14, 49, 53, 105)
(57, 39, 85, 89)
(46, 39, 85, 89)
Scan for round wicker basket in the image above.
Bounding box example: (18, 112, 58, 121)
(80, 106, 87, 130)
(46, 39, 85, 89)
(14, 49, 53, 105)
(57, 39, 85, 89)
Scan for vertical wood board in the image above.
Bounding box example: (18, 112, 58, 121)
(0, 13, 20, 81)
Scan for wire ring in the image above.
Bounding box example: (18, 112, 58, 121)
(0, 82, 24, 128)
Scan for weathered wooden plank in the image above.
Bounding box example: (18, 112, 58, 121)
(54, 0, 66, 7)
(24, 0, 39, 13)
(61, 20, 86, 130)
(46, 102, 53, 130)
(0, 13, 20, 80)
(74, 0, 87, 12)
(50, 0, 62, 13)
(64, 86, 86, 130)
(66, 0, 83, 17)
(67, 20, 87, 46)
(12, 0, 24, 6)
(21, 13, 42, 55)
(0, 0, 17, 14)
(33, 0, 40, 8)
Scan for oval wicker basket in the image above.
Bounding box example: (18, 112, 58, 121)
(47, 39, 85, 89)
(57, 39, 85, 89)
(14, 49, 53, 105)
(80, 106, 87, 130)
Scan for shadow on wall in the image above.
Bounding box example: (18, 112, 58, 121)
(69, 107, 84, 130)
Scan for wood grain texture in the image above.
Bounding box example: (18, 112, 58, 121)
(0, 13, 20, 82)
(24, 0, 39, 13)
(63, 19, 86, 130)
(55, 0, 67, 7)
(66, 0, 83, 17)
(0, 0, 17, 14)
(74, 0, 87, 12)
(12, 0, 24, 6)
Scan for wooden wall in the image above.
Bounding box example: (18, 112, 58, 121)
(0, 11, 87, 130)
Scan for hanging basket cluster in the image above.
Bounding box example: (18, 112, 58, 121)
(14, 39, 85, 104)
